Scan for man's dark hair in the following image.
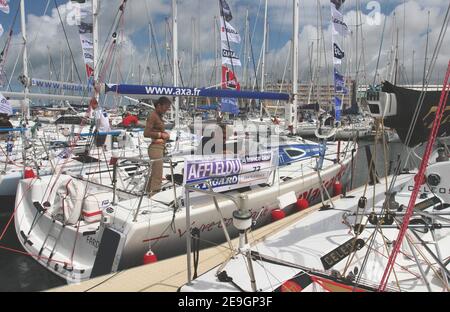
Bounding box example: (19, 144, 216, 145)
(155, 96, 172, 107)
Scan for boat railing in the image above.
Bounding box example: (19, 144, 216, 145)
(184, 179, 246, 285)
(108, 155, 181, 221)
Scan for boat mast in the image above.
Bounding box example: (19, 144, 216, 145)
(422, 11, 430, 87)
(20, 0, 29, 119)
(289, 0, 299, 131)
(260, 0, 268, 118)
(172, 0, 180, 127)
(93, 0, 99, 82)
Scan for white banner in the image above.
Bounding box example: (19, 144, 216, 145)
(331, 5, 350, 36)
(0, 92, 13, 116)
(221, 42, 241, 67)
(183, 151, 276, 193)
(0, 0, 9, 14)
(0, 24, 3, 37)
(220, 19, 241, 44)
(31, 78, 93, 93)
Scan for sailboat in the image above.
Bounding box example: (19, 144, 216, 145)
(12, 0, 357, 283)
(179, 42, 450, 293)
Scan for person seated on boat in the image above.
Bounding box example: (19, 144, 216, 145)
(119, 112, 140, 128)
(144, 96, 171, 196)
(89, 97, 111, 148)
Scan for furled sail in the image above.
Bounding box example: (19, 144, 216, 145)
(382, 81, 450, 147)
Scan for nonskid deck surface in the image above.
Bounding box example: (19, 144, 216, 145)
(180, 173, 450, 292)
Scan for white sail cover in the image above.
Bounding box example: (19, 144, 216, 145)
(0, 92, 13, 116)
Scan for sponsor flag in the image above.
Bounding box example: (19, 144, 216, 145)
(334, 96, 342, 121)
(220, 97, 239, 115)
(221, 42, 242, 67)
(331, 5, 350, 36)
(221, 65, 240, 90)
(220, 19, 241, 44)
(0, 0, 9, 14)
(0, 92, 13, 116)
(72, 0, 94, 80)
(334, 69, 348, 94)
(333, 43, 345, 64)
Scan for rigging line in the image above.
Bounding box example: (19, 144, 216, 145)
(149, 20, 164, 85)
(28, 0, 51, 48)
(0, 2, 20, 79)
(372, 16, 387, 85)
(53, 0, 83, 84)
(388, 3, 450, 191)
(5, 44, 23, 92)
(97, 3, 123, 74)
(404, 230, 450, 290)
(379, 63, 450, 291)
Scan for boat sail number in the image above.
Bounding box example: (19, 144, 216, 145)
(320, 237, 365, 270)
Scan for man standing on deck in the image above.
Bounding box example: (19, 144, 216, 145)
(144, 96, 171, 196)
(90, 97, 111, 148)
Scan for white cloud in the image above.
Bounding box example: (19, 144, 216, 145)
(2, 0, 449, 96)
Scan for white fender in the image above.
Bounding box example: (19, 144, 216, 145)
(54, 179, 85, 225)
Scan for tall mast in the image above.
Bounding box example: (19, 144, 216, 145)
(92, 0, 99, 82)
(243, 10, 249, 89)
(172, 0, 179, 125)
(289, 0, 299, 131)
(422, 11, 430, 87)
(260, 0, 268, 117)
(20, 0, 29, 118)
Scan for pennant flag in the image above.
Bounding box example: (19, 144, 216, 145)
(330, 0, 345, 10)
(334, 96, 342, 121)
(0, 0, 9, 14)
(334, 69, 348, 94)
(331, 5, 350, 36)
(220, 19, 241, 44)
(221, 66, 240, 90)
(219, 0, 233, 22)
(333, 43, 345, 64)
(0, 92, 13, 116)
(72, 0, 94, 80)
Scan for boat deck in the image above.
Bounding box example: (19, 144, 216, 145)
(48, 200, 326, 292)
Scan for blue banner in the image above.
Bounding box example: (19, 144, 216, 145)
(104, 84, 290, 101)
(334, 69, 348, 95)
(220, 97, 240, 115)
(334, 96, 342, 122)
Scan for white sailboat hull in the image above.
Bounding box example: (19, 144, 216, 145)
(14, 141, 355, 282)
